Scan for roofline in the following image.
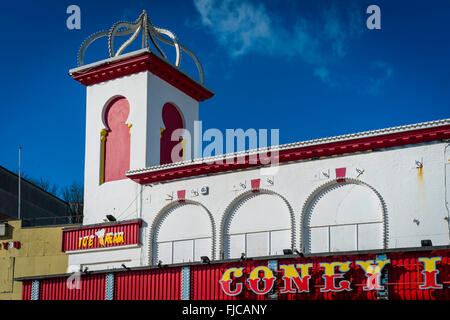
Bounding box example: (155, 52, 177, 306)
(69, 48, 151, 74)
(69, 48, 214, 101)
(126, 118, 450, 184)
(0, 166, 69, 206)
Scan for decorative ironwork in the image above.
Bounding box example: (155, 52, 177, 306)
(77, 10, 205, 84)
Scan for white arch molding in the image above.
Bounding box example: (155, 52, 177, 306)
(149, 200, 216, 265)
(220, 189, 296, 259)
(300, 178, 388, 254)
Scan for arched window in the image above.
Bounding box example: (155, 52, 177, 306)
(102, 97, 131, 183)
(222, 191, 294, 259)
(150, 201, 214, 265)
(160, 103, 184, 165)
(301, 179, 387, 254)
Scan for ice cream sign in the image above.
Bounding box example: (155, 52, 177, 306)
(61, 220, 142, 252)
(77, 229, 124, 248)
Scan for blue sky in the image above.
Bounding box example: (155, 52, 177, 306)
(0, 0, 449, 196)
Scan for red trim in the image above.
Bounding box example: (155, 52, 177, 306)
(71, 52, 214, 102)
(336, 168, 346, 183)
(127, 124, 450, 185)
(177, 190, 186, 200)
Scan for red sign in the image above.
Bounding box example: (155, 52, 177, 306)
(219, 256, 444, 297)
(61, 220, 142, 252)
(1, 241, 20, 250)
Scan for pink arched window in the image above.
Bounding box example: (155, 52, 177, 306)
(103, 97, 131, 182)
(160, 103, 184, 165)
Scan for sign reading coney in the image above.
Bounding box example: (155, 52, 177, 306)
(61, 219, 142, 252)
(219, 256, 445, 296)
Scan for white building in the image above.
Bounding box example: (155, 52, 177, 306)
(62, 12, 450, 273)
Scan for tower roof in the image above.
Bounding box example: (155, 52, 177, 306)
(69, 10, 213, 101)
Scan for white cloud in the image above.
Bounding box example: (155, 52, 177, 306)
(194, 0, 392, 94)
(194, 0, 273, 57)
(193, 0, 362, 61)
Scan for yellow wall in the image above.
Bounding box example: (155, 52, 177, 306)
(0, 220, 74, 300)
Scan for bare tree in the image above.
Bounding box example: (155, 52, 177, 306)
(18, 172, 59, 196)
(62, 182, 84, 223)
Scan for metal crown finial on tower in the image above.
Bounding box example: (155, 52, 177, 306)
(77, 10, 205, 84)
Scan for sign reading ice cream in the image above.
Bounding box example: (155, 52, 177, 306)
(61, 220, 142, 252)
(77, 229, 125, 248)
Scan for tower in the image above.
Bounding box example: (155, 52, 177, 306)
(69, 11, 214, 224)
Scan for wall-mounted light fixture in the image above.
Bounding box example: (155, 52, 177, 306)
(106, 215, 116, 222)
(201, 256, 211, 264)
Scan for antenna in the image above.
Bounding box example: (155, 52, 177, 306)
(18, 146, 21, 220)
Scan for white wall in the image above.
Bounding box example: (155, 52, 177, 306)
(144, 142, 449, 262)
(83, 72, 148, 225)
(83, 71, 199, 226)
(146, 72, 199, 166)
(67, 246, 142, 272)
(75, 140, 450, 271)
(77, 65, 450, 271)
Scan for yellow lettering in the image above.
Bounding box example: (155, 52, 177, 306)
(248, 266, 275, 280)
(88, 235, 94, 247)
(221, 268, 244, 282)
(320, 261, 351, 276)
(280, 263, 313, 278)
(356, 259, 390, 274)
(419, 257, 442, 272)
(105, 233, 113, 245)
(82, 236, 88, 248)
(78, 237, 82, 248)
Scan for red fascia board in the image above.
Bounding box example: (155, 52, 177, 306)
(127, 125, 450, 184)
(71, 52, 214, 102)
